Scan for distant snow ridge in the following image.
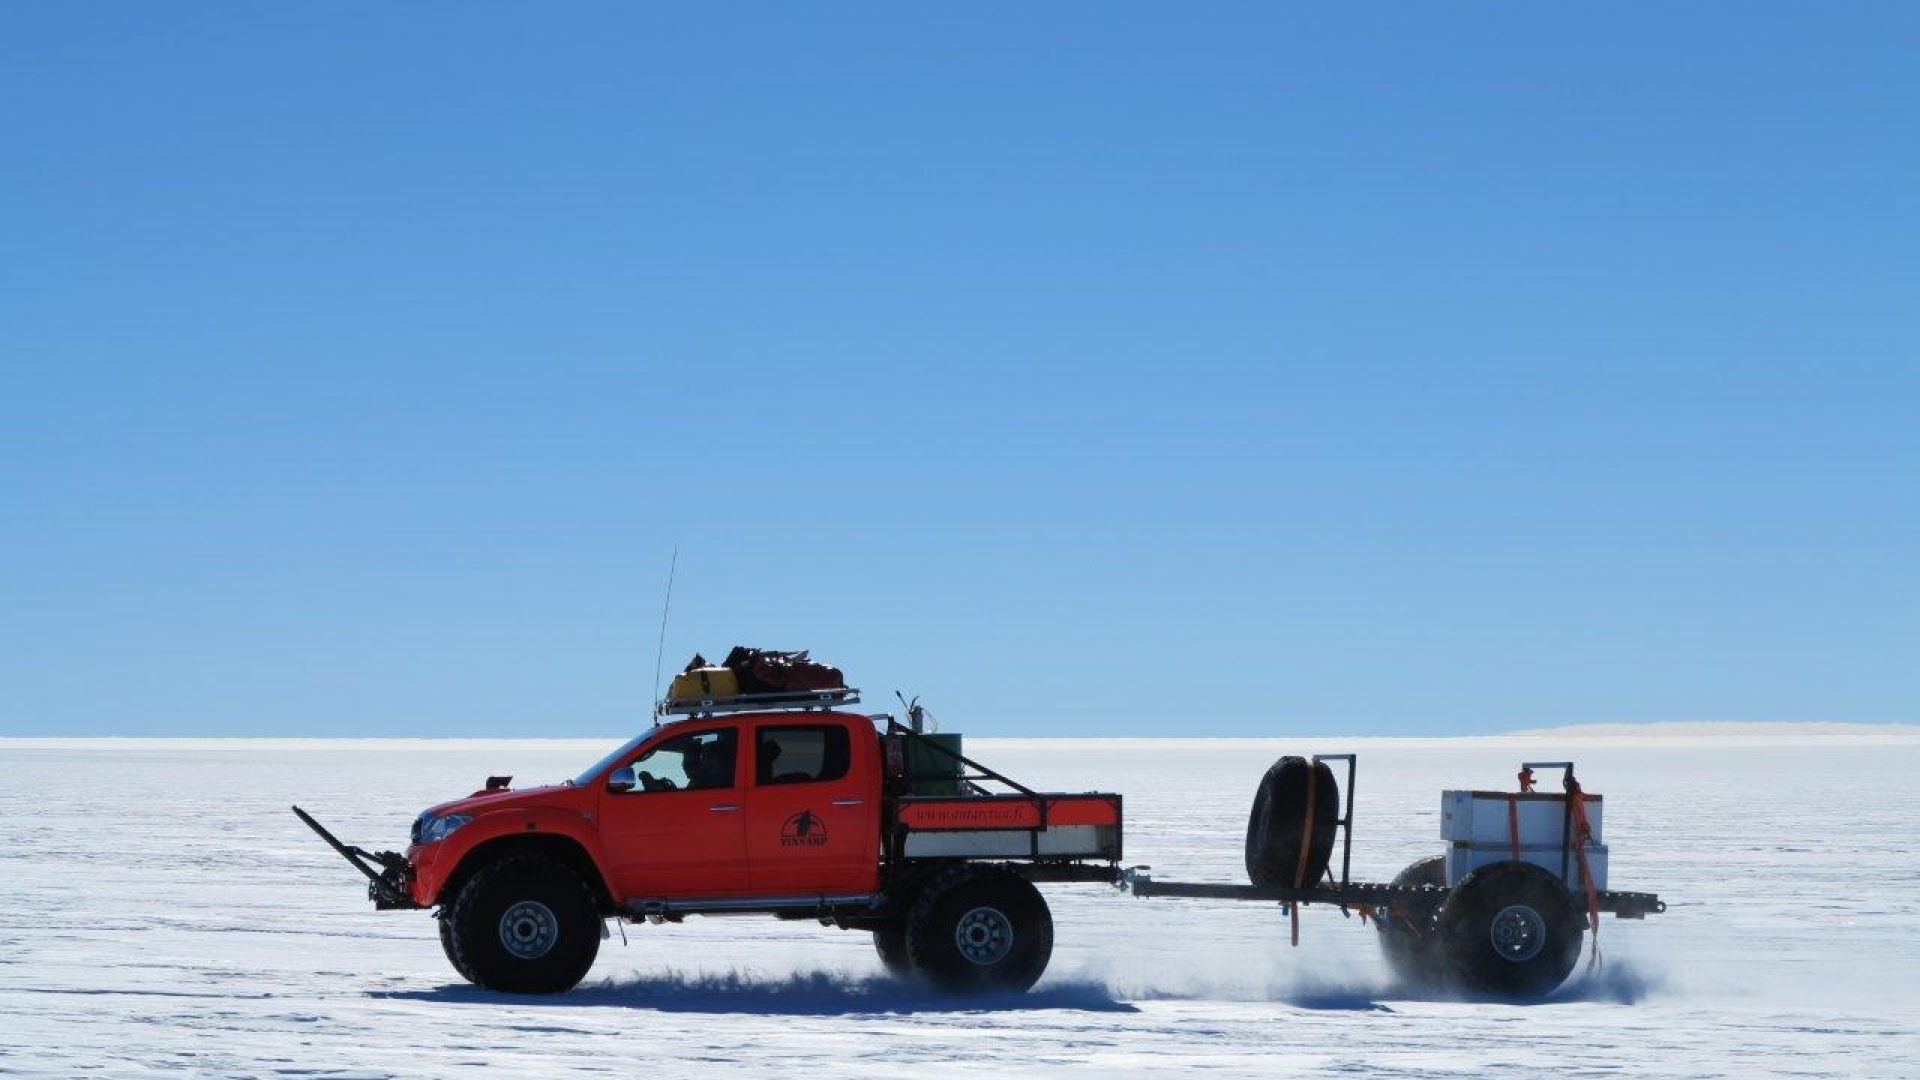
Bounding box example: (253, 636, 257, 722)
(1502, 721, 1919, 745)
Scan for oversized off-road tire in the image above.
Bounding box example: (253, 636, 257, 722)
(904, 867, 1053, 993)
(1374, 855, 1446, 985)
(872, 925, 912, 977)
(444, 854, 601, 994)
(1245, 756, 1340, 889)
(1435, 861, 1586, 997)
(439, 913, 482, 985)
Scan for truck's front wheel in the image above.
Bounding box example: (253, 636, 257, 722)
(904, 867, 1053, 993)
(439, 914, 481, 985)
(445, 854, 601, 994)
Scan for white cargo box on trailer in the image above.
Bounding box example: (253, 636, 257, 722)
(1446, 841, 1608, 890)
(1440, 790, 1603, 846)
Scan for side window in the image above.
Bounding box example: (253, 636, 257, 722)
(756, 725, 851, 786)
(626, 728, 737, 792)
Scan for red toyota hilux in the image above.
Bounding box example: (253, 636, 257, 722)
(296, 696, 1122, 994)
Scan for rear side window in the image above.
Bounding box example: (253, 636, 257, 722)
(757, 725, 851, 786)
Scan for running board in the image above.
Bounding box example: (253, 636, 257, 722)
(624, 893, 879, 918)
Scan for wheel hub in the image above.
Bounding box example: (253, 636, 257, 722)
(499, 900, 559, 960)
(954, 905, 1015, 966)
(1489, 903, 1547, 963)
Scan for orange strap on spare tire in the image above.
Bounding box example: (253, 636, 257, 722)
(1287, 764, 1320, 946)
(1293, 764, 1320, 890)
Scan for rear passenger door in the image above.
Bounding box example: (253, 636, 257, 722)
(745, 721, 878, 895)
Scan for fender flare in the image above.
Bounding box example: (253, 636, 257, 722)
(427, 807, 616, 907)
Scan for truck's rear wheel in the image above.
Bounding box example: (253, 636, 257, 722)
(1435, 861, 1585, 997)
(872, 925, 912, 977)
(445, 854, 601, 994)
(1375, 855, 1446, 985)
(904, 867, 1053, 993)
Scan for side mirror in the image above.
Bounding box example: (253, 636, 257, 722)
(607, 766, 637, 794)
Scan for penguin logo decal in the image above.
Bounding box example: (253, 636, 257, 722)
(780, 810, 828, 847)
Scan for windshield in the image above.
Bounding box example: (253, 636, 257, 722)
(570, 734, 648, 788)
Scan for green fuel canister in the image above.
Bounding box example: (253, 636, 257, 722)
(905, 733, 964, 796)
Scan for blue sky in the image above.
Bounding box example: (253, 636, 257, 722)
(3, 5, 1914, 737)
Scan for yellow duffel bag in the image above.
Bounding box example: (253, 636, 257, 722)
(668, 665, 740, 702)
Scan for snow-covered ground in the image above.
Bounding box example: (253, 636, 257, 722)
(3, 727, 1916, 1078)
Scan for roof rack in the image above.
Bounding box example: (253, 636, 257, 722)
(654, 687, 862, 719)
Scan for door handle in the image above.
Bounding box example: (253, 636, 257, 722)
(709, 804, 740, 813)
(831, 798, 864, 807)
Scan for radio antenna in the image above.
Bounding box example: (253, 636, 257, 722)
(650, 546, 679, 710)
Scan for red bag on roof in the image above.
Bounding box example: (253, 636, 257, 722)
(723, 646, 846, 694)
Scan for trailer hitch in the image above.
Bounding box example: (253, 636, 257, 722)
(290, 805, 420, 910)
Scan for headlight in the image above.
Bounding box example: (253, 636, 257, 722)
(416, 813, 472, 844)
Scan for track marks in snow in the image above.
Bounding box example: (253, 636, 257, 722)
(372, 969, 1140, 1015)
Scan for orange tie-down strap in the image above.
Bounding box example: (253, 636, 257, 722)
(1287, 764, 1320, 946)
(1563, 774, 1604, 971)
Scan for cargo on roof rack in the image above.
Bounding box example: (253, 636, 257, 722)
(654, 687, 863, 719)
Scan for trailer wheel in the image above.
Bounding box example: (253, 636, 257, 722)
(1245, 756, 1340, 889)
(1375, 855, 1446, 985)
(872, 925, 912, 977)
(904, 867, 1053, 993)
(445, 853, 601, 994)
(1435, 861, 1585, 997)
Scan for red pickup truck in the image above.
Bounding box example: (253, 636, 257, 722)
(296, 702, 1121, 994)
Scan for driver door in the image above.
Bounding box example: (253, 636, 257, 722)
(595, 724, 750, 899)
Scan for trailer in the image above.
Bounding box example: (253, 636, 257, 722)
(1124, 754, 1665, 996)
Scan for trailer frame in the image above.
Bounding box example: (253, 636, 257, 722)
(1117, 752, 1665, 921)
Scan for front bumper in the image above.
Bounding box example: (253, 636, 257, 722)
(403, 841, 446, 908)
(372, 858, 418, 910)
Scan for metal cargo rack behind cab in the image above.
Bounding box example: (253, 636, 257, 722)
(879, 717, 1123, 884)
(1120, 753, 1666, 922)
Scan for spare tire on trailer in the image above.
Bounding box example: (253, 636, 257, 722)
(1245, 756, 1340, 889)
